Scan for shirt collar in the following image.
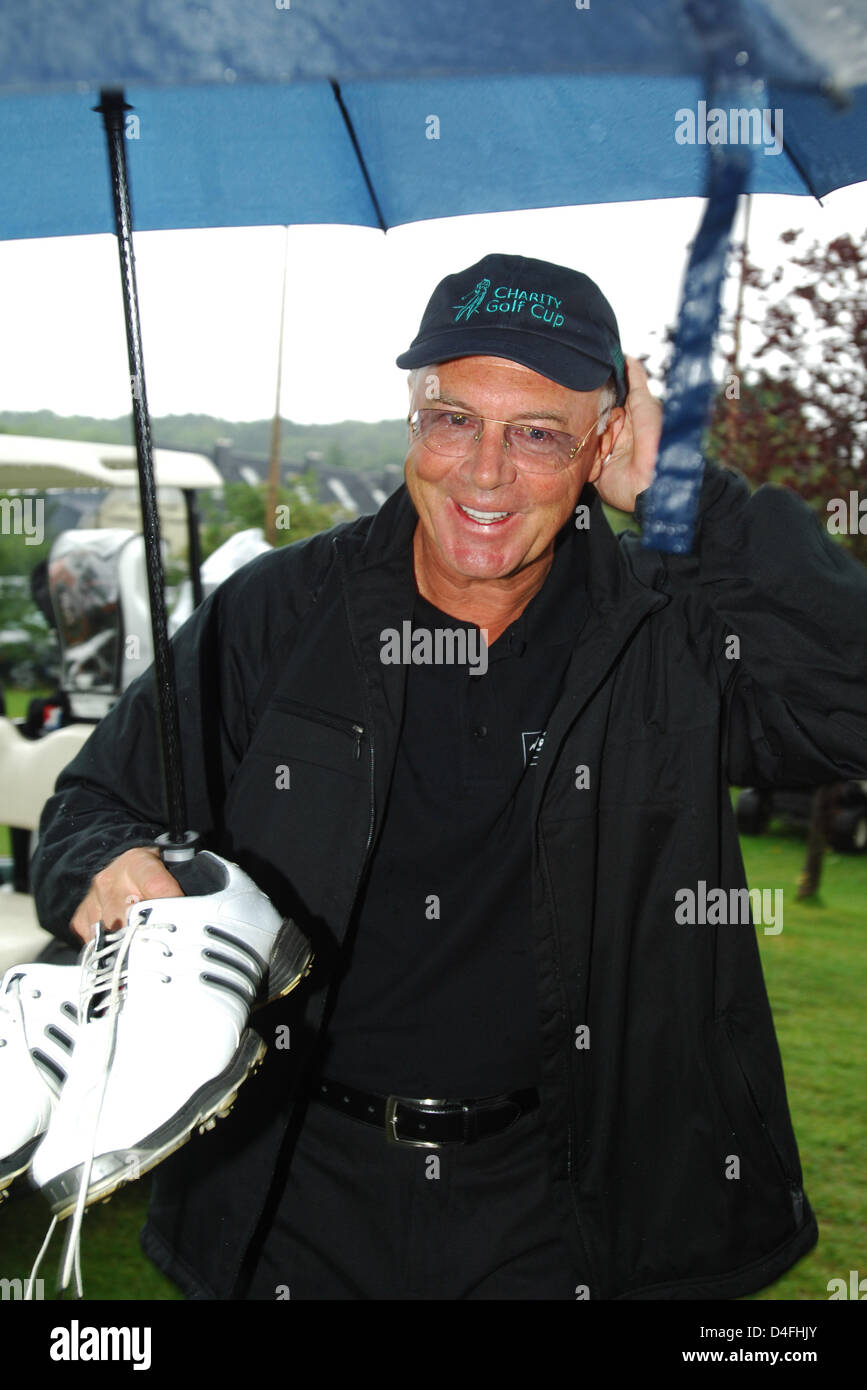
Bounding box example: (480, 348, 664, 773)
(493, 519, 590, 659)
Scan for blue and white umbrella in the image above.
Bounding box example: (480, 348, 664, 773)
(2, 0, 865, 237)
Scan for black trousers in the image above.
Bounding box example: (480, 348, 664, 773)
(242, 1091, 578, 1300)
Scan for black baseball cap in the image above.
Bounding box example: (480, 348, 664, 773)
(396, 253, 627, 405)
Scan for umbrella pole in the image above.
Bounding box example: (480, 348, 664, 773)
(265, 225, 290, 547)
(95, 88, 196, 862)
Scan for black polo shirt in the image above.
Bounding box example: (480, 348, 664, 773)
(321, 520, 591, 1095)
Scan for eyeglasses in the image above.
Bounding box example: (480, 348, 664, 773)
(408, 407, 605, 474)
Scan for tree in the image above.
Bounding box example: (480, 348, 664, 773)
(199, 470, 346, 560)
(714, 228, 867, 563)
(705, 371, 826, 496)
(707, 228, 867, 896)
(644, 228, 867, 896)
(649, 228, 866, 563)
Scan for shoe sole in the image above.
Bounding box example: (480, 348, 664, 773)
(1, 1136, 42, 1200)
(39, 1028, 267, 1220)
(255, 917, 314, 1011)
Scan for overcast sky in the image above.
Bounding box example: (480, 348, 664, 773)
(0, 182, 863, 428)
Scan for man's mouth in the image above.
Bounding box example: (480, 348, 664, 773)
(454, 501, 514, 526)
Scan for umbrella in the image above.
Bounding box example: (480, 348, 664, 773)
(2, 0, 866, 237)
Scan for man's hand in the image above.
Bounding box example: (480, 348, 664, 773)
(593, 356, 663, 515)
(70, 846, 185, 945)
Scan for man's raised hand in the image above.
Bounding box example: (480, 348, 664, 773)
(594, 355, 663, 514)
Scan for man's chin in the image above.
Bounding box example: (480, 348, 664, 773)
(433, 534, 536, 583)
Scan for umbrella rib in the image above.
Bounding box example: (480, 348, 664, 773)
(329, 79, 388, 232)
(780, 132, 824, 204)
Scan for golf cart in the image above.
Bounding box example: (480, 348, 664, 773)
(0, 435, 225, 971)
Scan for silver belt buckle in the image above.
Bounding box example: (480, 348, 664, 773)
(385, 1096, 455, 1148)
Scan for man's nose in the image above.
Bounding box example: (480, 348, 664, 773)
(458, 421, 518, 487)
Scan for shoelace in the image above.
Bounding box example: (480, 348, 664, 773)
(26, 910, 174, 1299)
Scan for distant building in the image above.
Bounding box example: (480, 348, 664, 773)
(212, 443, 402, 519)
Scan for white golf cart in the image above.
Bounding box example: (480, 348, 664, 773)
(0, 435, 260, 972)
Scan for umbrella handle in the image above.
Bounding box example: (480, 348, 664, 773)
(155, 830, 200, 864)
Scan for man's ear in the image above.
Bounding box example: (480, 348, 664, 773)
(588, 407, 625, 484)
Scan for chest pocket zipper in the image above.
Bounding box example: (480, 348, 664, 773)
(269, 697, 365, 760)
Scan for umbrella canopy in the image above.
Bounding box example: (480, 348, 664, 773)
(1, 0, 866, 239)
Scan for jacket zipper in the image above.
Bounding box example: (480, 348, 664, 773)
(535, 819, 595, 1290)
(528, 607, 669, 1296)
(270, 696, 364, 759)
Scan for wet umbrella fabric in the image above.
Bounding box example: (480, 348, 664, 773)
(0, 0, 865, 238)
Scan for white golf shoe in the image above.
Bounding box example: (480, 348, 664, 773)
(0, 962, 80, 1199)
(31, 850, 312, 1219)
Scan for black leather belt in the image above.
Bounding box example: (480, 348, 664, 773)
(314, 1077, 539, 1148)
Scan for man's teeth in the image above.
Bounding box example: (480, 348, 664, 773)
(459, 504, 511, 524)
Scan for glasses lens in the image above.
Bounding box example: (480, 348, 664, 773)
(412, 410, 578, 473)
(505, 425, 571, 469)
(421, 410, 477, 451)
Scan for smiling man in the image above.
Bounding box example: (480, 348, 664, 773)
(29, 253, 867, 1301)
(402, 259, 625, 621)
(405, 355, 618, 636)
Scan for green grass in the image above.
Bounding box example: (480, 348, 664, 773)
(737, 823, 867, 1301)
(0, 728, 862, 1300)
(0, 1178, 182, 1300)
(0, 687, 50, 720)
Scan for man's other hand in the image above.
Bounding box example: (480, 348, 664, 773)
(594, 355, 663, 514)
(70, 846, 186, 944)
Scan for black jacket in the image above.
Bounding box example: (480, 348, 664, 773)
(31, 463, 867, 1299)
